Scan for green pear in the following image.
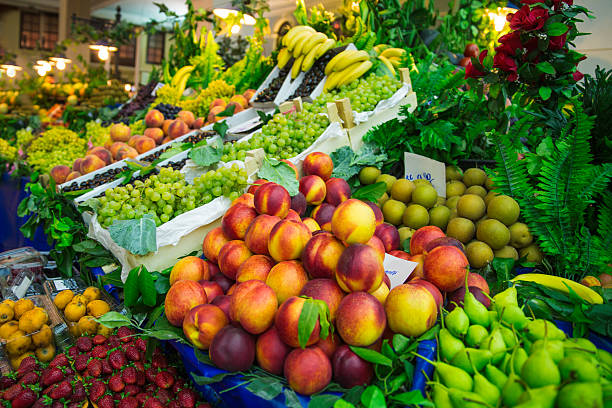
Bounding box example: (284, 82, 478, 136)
(502, 372, 526, 407)
(500, 352, 512, 374)
(558, 354, 600, 382)
(485, 363, 508, 389)
(446, 307, 470, 337)
(439, 328, 465, 362)
(434, 361, 474, 391)
(557, 382, 603, 408)
(521, 347, 561, 388)
(500, 326, 518, 348)
(473, 370, 501, 406)
(451, 348, 492, 375)
(499, 304, 530, 330)
(523, 319, 566, 342)
(466, 325, 489, 347)
(488, 310, 499, 324)
(431, 383, 453, 408)
(564, 337, 598, 359)
(531, 339, 564, 363)
(513, 347, 528, 374)
(517, 385, 557, 408)
(448, 389, 490, 408)
(480, 328, 506, 364)
(597, 349, 612, 368)
(493, 286, 518, 313)
(464, 288, 490, 327)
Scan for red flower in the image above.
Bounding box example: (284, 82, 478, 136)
(465, 50, 488, 79)
(510, 5, 549, 32)
(573, 70, 584, 81)
(549, 32, 567, 50)
(493, 51, 518, 81)
(497, 31, 523, 56)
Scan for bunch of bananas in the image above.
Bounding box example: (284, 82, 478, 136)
(323, 49, 372, 91)
(511, 274, 603, 304)
(375, 47, 406, 76)
(279, 26, 336, 79)
(171, 65, 195, 97)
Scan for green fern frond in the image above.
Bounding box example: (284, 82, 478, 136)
(594, 190, 612, 267)
(579, 163, 612, 202)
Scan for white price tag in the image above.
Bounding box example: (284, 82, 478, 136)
(384, 253, 418, 289)
(151, 82, 165, 96)
(54, 280, 69, 291)
(12, 276, 32, 299)
(404, 152, 446, 198)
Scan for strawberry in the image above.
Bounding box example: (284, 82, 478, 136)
(167, 366, 178, 376)
(17, 357, 39, 378)
(52, 402, 64, 408)
(196, 404, 212, 408)
(11, 387, 37, 408)
(76, 336, 93, 352)
(168, 401, 181, 408)
(136, 393, 149, 405)
(145, 367, 158, 383)
(151, 353, 167, 369)
(72, 382, 87, 402)
(102, 359, 114, 376)
(50, 380, 72, 400)
(156, 388, 171, 403)
(68, 403, 84, 408)
(90, 380, 107, 401)
(144, 398, 164, 408)
(32, 398, 47, 408)
(20, 371, 39, 385)
(135, 338, 147, 352)
(108, 335, 121, 348)
(117, 396, 139, 408)
(108, 375, 125, 393)
(41, 367, 65, 387)
(64, 367, 75, 376)
(74, 354, 89, 372)
(177, 389, 197, 408)
(86, 359, 103, 378)
(2, 383, 23, 400)
(109, 350, 126, 370)
(98, 394, 115, 408)
(145, 384, 156, 394)
(49, 353, 69, 368)
(117, 326, 134, 342)
(155, 371, 175, 389)
(125, 345, 141, 361)
(122, 366, 137, 384)
(124, 384, 141, 396)
(93, 334, 108, 345)
(0, 376, 16, 390)
(92, 345, 109, 359)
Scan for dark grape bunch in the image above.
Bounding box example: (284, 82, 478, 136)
(254, 60, 294, 103)
(154, 103, 182, 119)
(183, 130, 217, 144)
(61, 166, 126, 192)
(115, 82, 158, 122)
(290, 46, 347, 99)
(139, 130, 216, 163)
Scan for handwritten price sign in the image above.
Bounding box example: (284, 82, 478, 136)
(404, 152, 446, 197)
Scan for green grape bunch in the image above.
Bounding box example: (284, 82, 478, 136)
(85, 121, 111, 148)
(27, 127, 87, 174)
(0, 139, 18, 163)
(16, 128, 35, 150)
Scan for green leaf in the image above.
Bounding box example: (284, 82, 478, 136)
(351, 182, 387, 202)
(109, 214, 156, 255)
(390, 390, 434, 406)
(213, 121, 229, 138)
(539, 86, 552, 101)
(547, 22, 569, 36)
(95, 311, 132, 328)
(536, 62, 556, 75)
(124, 267, 140, 308)
(334, 400, 356, 408)
(138, 267, 157, 307)
(297, 299, 320, 349)
(154, 275, 170, 294)
(349, 346, 393, 367)
(189, 137, 224, 167)
(144, 329, 186, 341)
(245, 378, 283, 400)
(258, 157, 299, 196)
(158, 145, 187, 161)
(331, 146, 360, 180)
(284, 389, 302, 408)
(392, 334, 412, 354)
(492, 257, 514, 291)
(309, 394, 341, 408)
(191, 371, 235, 386)
(217, 104, 236, 117)
(360, 385, 386, 408)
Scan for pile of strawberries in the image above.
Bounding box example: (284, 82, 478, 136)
(0, 353, 87, 408)
(69, 326, 211, 408)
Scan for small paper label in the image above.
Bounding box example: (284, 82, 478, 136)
(54, 280, 69, 291)
(384, 253, 418, 289)
(151, 82, 165, 96)
(13, 276, 32, 299)
(404, 152, 446, 197)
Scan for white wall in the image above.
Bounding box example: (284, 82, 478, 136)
(573, 0, 612, 75)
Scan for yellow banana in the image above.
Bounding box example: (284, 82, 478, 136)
(301, 43, 320, 72)
(301, 33, 327, 56)
(377, 55, 396, 76)
(325, 50, 357, 75)
(283, 25, 315, 47)
(291, 55, 305, 79)
(511, 274, 603, 304)
(323, 71, 343, 92)
(171, 65, 194, 87)
(293, 32, 317, 58)
(381, 47, 406, 59)
(332, 50, 370, 73)
(336, 60, 373, 88)
(315, 39, 336, 59)
(373, 44, 390, 55)
(288, 30, 312, 52)
(277, 48, 291, 69)
(176, 71, 191, 97)
(388, 56, 402, 68)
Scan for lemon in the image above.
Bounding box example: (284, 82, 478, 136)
(382, 199, 406, 226)
(477, 219, 511, 250)
(457, 194, 486, 221)
(465, 185, 487, 199)
(13, 298, 34, 320)
(19, 308, 48, 334)
(53, 290, 74, 310)
(402, 204, 429, 229)
(445, 196, 460, 210)
(446, 180, 466, 197)
(64, 302, 86, 322)
(509, 222, 533, 249)
(359, 167, 381, 185)
(519, 244, 543, 264)
(32, 324, 52, 347)
(35, 344, 56, 363)
(487, 195, 520, 226)
(398, 227, 415, 244)
(0, 303, 14, 324)
(390, 179, 415, 203)
(494, 246, 519, 260)
(83, 286, 101, 303)
(77, 315, 98, 335)
(446, 217, 475, 243)
(412, 185, 437, 209)
(0, 321, 19, 340)
(375, 174, 397, 193)
(484, 191, 499, 207)
(446, 165, 463, 181)
(429, 206, 451, 230)
(6, 330, 31, 356)
(466, 241, 494, 269)
(463, 168, 487, 186)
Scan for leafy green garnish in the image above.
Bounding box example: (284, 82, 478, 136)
(331, 144, 387, 181)
(188, 136, 224, 167)
(109, 214, 157, 255)
(258, 157, 299, 196)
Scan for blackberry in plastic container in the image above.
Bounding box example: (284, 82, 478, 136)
(290, 46, 347, 99)
(61, 166, 127, 192)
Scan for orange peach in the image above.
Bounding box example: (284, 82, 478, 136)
(109, 142, 128, 159)
(162, 119, 173, 136)
(331, 199, 376, 244)
(230, 280, 278, 334)
(409, 226, 446, 255)
(336, 244, 384, 293)
(162, 136, 172, 144)
(116, 146, 138, 160)
(218, 240, 253, 280)
(207, 105, 226, 123)
(164, 280, 208, 326)
(236, 255, 275, 283)
(335, 292, 386, 347)
(202, 227, 230, 263)
(128, 135, 143, 148)
(183, 304, 228, 349)
(410, 279, 443, 310)
(192, 117, 205, 129)
(406, 254, 425, 281)
(226, 101, 243, 114)
(365, 235, 385, 263)
(211, 295, 231, 319)
(230, 94, 249, 109)
(168, 119, 189, 139)
(302, 218, 320, 233)
(423, 236, 465, 254)
(243, 89, 256, 101)
(88, 146, 113, 165)
(256, 326, 292, 375)
(222, 203, 258, 240)
(144, 127, 164, 144)
(110, 123, 131, 142)
(299, 175, 327, 205)
(145, 109, 164, 128)
(364, 201, 384, 226)
(170, 256, 210, 285)
(80, 155, 106, 174)
(302, 232, 345, 279)
(210, 98, 226, 110)
(423, 245, 469, 292)
(284, 347, 332, 396)
(199, 280, 224, 303)
(65, 171, 81, 182)
(370, 282, 390, 305)
(385, 282, 438, 337)
(254, 182, 291, 218)
(303, 152, 333, 181)
(244, 214, 281, 256)
(50, 165, 71, 184)
(284, 209, 301, 222)
(290, 192, 307, 216)
(247, 178, 268, 195)
(312, 203, 335, 231)
(325, 178, 351, 206)
(374, 223, 400, 253)
(467, 272, 490, 294)
(275, 296, 320, 348)
(231, 193, 255, 208)
(177, 110, 195, 127)
(300, 278, 345, 322)
(134, 136, 156, 154)
(316, 331, 342, 359)
(281, 159, 299, 180)
(72, 158, 84, 172)
(266, 260, 309, 304)
(268, 220, 312, 262)
(389, 250, 410, 260)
